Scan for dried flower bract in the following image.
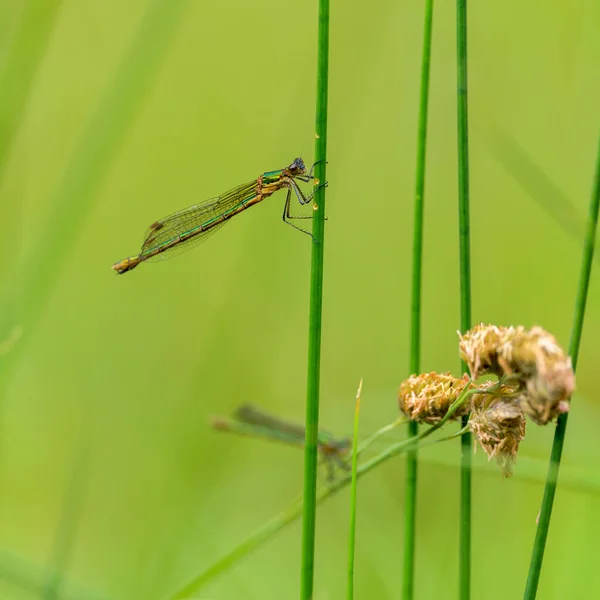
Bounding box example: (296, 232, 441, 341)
(469, 397, 526, 478)
(459, 324, 574, 425)
(459, 323, 510, 378)
(398, 372, 470, 424)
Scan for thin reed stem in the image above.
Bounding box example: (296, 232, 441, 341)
(0, 549, 110, 600)
(523, 133, 600, 598)
(456, 0, 472, 598)
(404, 1, 434, 597)
(0, 0, 61, 186)
(170, 387, 475, 597)
(43, 424, 90, 600)
(346, 381, 362, 600)
(0, 0, 190, 408)
(170, 430, 460, 598)
(301, 0, 330, 597)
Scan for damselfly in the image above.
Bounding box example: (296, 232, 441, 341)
(211, 404, 350, 480)
(112, 157, 318, 274)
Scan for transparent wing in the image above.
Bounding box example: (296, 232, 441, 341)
(235, 404, 307, 439)
(145, 221, 226, 262)
(139, 180, 257, 261)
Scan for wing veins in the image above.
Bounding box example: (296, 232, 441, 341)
(140, 179, 257, 255)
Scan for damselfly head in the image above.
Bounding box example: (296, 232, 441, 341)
(288, 157, 306, 175)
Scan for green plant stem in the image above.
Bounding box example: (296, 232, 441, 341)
(358, 417, 406, 455)
(169, 425, 600, 599)
(456, 0, 472, 598)
(0, 0, 61, 187)
(0, 549, 111, 600)
(301, 0, 330, 597)
(0, 0, 62, 301)
(485, 124, 600, 262)
(523, 133, 600, 599)
(346, 381, 362, 600)
(170, 388, 475, 598)
(404, 1, 434, 597)
(43, 423, 90, 600)
(169, 427, 464, 598)
(0, 0, 62, 488)
(0, 0, 190, 411)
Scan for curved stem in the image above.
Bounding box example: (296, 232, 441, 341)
(524, 133, 600, 599)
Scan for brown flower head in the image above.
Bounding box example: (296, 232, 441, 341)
(498, 326, 575, 424)
(469, 379, 521, 409)
(498, 326, 565, 376)
(460, 324, 575, 425)
(458, 324, 511, 378)
(518, 380, 572, 426)
(468, 397, 526, 478)
(399, 372, 470, 424)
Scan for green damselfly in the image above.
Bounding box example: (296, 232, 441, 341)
(211, 404, 351, 480)
(112, 157, 319, 274)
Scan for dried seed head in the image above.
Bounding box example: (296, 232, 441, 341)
(460, 324, 575, 425)
(500, 326, 575, 424)
(469, 398, 526, 478)
(398, 372, 470, 424)
(458, 324, 511, 378)
(469, 380, 521, 410)
(498, 326, 566, 377)
(518, 380, 572, 426)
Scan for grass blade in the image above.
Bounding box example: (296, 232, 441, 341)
(523, 133, 600, 598)
(485, 124, 600, 262)
(0, 0, 62, 185)
(301, 0, 330, 597)
(0, 0, 190, 388)
(169, 412, 469, 596)
(172, 377, 600, 595)
(404, 0, 434, 596)
(170, 387, 475, 595)
(456, 0, 472, 598)
(0, 549, 112, 600)
(346, 380, 362, 600)
(0, 0, 62, 340)
(42, 423, 90, 600)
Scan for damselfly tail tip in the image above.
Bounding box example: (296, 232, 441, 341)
(112, 255, 141, 274)
(210, 416, 229, 430)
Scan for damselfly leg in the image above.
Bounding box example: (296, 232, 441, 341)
(282, 188, 315, 239)
(282, 179, 329, 240)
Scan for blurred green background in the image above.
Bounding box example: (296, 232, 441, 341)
(0, 0, 599, 598)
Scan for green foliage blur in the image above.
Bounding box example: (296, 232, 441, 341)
(0, 1, 598, 598)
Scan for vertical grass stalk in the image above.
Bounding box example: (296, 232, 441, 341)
(43, 423, 90, 600)
(0, 0, 62, 483)
(523, 133, 600, 599)
(456, 1, 472, 598)
(404, 1, 434, 597)
(0, 0, 62, 186)
(0, 549, 111, 600)
(0, 0, 190, 407)
(300, 0, 330, 597)
(346, 380, 362, 600)
(171, 395, 474, 595)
